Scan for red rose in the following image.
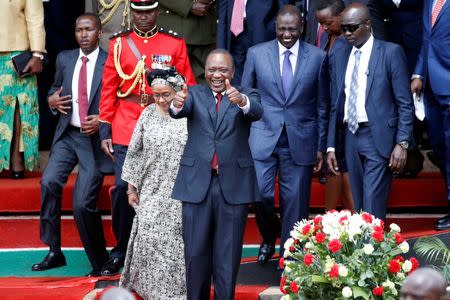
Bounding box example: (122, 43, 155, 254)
(362, 213, 373, 224)
(329, 264, 339, 278)
(302, 224, 312, 235)
(304, 253, 314, 266)
(328, 239, 343, 253)
(328, 209, 337, 213)
(315, 232, 326, 243)
(409, 257, 419, 272)
(372, 231, 384, 242)
(379, 220, 385, 228)
(293, 239, 299, 245)
(290, 281, 300, 293)
(373, 225, 383, 233)
(372, 286, 384, 296)
(394, 255, 405, 263)
(313, 216, 323, 225)
(389, 259, 401, 273)
(279, 257, 285, 269)
(394, 233, 404, 244)
(289, 246, 295, 252)
(280, 276, 287, 294)
(339, 216, 348, 224)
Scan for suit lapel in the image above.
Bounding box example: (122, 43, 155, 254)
(203, 86, 217, 126)
(287, 41, 309, 102)
(433, 0, 450, 28)
(365, 39, 381, 101)
(336, 45, 352, 120)
(67, 49, 79, 98)
(267, 41, 284, 99)
(89, 49, 106, 106)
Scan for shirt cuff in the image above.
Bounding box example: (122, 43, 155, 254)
(327, 147, 335, 153)
(239, 94, 251, 114)
(170, 102, 182, 115)
(411, 74, 423, 80)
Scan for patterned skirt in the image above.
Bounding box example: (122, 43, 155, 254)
(0, 51, 39, 172)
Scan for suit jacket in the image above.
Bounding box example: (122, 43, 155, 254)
(414, 0, 450, 95)
(327, 39, 414, 159)
(217, 0, 294, 50)
(0, 0, 45, 52)
(158, 0, 217, 46)
(48, 48, 113, 174)
(242, 39, 330, 165)
(170, 84, 263, 205)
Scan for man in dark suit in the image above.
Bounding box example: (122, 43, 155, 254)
(170, 49, 263, 300)
(242, 5, 329, 264)
(327, 3, 414, 219)
(32, 13, 112, 277)
(217, 0, 294, 85)
(411, 0, 450, 230)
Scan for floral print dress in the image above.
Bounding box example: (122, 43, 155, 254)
(0, 51, 39, 172)
(120, 104, 187, 300)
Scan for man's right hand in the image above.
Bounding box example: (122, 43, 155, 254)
(190, 1, 211, 16)
(411, 78, 423, 95)
(101, 139, 114, 161)
(172, 84, 188, 109)
(327, 151, 340, 176)
(48, 87, 72, 114)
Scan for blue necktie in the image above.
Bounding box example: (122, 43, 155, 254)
(347, 49, 362, 134)
(282, 50, 293, 98)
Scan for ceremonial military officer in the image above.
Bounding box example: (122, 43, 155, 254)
(157, 0, 217, 83)
(98, 0, 196, 276)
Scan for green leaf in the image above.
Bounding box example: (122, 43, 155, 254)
(352, 286, 370, 300)
(311, 275, 330, 284)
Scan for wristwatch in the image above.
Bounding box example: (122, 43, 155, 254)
(32, 52, 44, 60)
(398, 141, 409, 150)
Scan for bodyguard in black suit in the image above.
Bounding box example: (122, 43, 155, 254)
(170, 49, 263, 300)
(32, 14, 112, 277)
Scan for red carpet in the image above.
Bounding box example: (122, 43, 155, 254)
(0, 172, 446, 213)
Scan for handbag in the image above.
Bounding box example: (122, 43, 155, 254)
(11, 51, 48, 77)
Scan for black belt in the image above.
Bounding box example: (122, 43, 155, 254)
(67, 124, 81, 131)
(211, 168, 219, 176)
(345, 122, 369, 128)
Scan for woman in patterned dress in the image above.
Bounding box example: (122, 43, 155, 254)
(0, 0, 45, 177)
(119, 68, 187, 300)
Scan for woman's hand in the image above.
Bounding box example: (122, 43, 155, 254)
(128, 192, 139, 207)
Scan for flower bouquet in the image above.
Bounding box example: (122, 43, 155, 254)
(280, 210, 419, 299)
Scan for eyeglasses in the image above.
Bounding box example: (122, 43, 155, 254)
(153, 92, 174, 102)
(340, 22, 367, 33)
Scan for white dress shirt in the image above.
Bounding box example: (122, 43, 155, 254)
(70, 47, 99, 127)
(278, 40, 299, 75)
(343, 35, 374, 124)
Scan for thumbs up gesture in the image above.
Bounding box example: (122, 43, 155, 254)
(172, 84, 188, 108)
(225, 79, 246, 107)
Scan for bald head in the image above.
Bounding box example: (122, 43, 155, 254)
(400, 268, 447, 300)
(342, 3, 370, 22)
(340, 3, 371, 48)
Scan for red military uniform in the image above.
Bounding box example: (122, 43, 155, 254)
(99, 28, 196, 146)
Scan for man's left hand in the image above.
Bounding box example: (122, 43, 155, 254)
(23, 56, 43, 75)
(81, 115, 99, 135)
(225, 79, 246, 106)
(314, 151, 323, 173)
(389, 144, 407, 174)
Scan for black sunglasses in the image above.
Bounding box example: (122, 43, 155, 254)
(340, 21, 367, 33)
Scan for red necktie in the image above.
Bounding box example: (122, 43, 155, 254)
(78, 56, 89, 125)
(230, 0, 245, 36)
(431, 0, 445, 26)
(211, 93, 222, 170)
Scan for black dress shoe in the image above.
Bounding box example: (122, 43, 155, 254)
(31, 251, 66, 271)
(10, 170, 24, 179)
(436, 215, 450, 231)
(100, 257, 124, 276)
(86, 269, 102, 277)
(257, 243, 275, 265)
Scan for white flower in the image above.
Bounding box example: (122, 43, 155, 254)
(397, 272, 406, 281)
(304, 242, 313, 250)
(342, 286, 353, 298)
(281, 295, 291, 300)
(363, 244, 374, 255)
(339, 265, 349, 277)
(382, 279, 395, 290)
(325, 256, 335, 272)
(402, 260, 413, 272)
(389, 223, 401, 232)
(399, 241, 410, 253)
(284, 265, 291, 273)
(284, 238, 294, 251)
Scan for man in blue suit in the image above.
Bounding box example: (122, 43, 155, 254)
(411, 0, 450, 230)
(327, 3, 414, 219)
(170, 49, 263, 300)
(242, 5, 330, 264)
(32, 13, 112, 276)
(217, 0, 294, 85)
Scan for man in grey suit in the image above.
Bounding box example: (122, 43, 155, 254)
(170, 49, 263, 300)
(327, 3, 414, 219)
(32, 13, 112, 277)
(242, 5, 330, 264)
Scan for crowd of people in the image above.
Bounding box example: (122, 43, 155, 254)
(1, 0, 449, 299)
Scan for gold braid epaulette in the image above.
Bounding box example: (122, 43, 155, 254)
(113, 36, 147, 98)
(98, 0, 131, 31)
